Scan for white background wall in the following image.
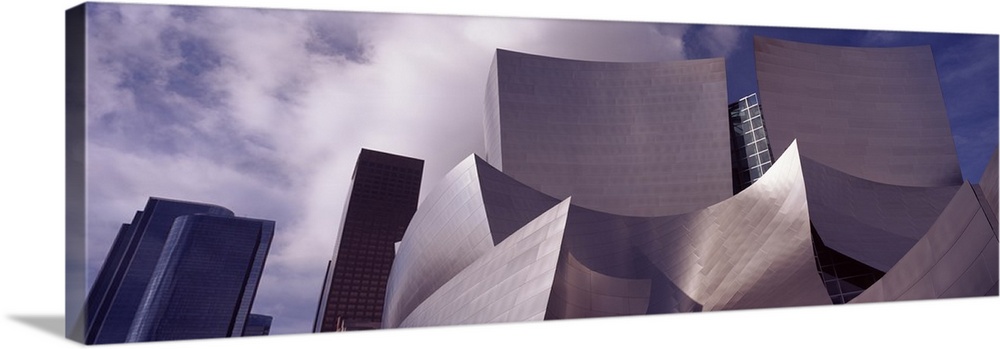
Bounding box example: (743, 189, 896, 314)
(1, 1, 997, 348)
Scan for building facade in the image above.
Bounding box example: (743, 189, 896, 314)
(381, 40, 998, 329)
(314, 149, 424, 332)
(242, 314, 274, 336)
(81, 197, 274, 344)
(486, 49, 732, 217)
(754, 36, 963, 187)
(728, 93, 774, 193)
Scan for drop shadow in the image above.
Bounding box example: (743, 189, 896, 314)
(9, 315, 65, 339)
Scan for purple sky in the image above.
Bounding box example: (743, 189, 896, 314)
(79, 2, 997, 336)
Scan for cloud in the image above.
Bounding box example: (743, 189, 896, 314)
(84, 4, 701, 335)
(82, 3, 999, 336)
(861, 31, 903, 45)
(683, 24, 745, 59)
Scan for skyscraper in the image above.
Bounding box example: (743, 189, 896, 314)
(81, 197, 274, 344)
(242, 314, 274, 336)
(126, 214, 274, 342)
(314, 149, 424, 332)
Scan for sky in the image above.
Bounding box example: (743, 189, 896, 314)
(76, 1, 998, 337)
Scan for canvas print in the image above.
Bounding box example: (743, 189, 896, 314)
(65, 2, 999, 344)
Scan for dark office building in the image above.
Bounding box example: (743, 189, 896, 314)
(82, 197, 274, 344)
(314, 149, 424, 332)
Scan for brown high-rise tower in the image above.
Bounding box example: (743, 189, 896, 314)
(314, 149, 423, 332)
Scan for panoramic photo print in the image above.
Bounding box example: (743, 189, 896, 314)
(65, 1, 999, 345)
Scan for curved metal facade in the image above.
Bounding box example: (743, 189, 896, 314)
(381, 42, 997, 331)
(399, 198, 571, 327)
(382, 156, 495, 328)
(485, 49, 732, 217)
(850, 183, 998, 302)
(552, 141, 830, 316)
(384, 142, 832, 327)
(755, 36, 963, 187)
(800, 156, 963, 272)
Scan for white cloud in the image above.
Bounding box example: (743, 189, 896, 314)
(84, 4, 697, 335)
(699, 25, 743, 58)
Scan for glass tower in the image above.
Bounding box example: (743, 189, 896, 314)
(729, 93, 774, 193)
(82, 197, 273, 344)
(242, 314, 274, 336)
(126, 214, 274, 342)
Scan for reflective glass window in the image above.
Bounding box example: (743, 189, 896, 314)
(738, 170, 751, 184)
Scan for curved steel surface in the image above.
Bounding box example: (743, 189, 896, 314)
(382, 155, 495, 328)
(385, 142, 832, 328)
(398, 199, 571, 327)
(799, 156, 962, 271)
(850, 183, 999, 302)
(486, 49, 732, 217)
(635, 140, 830, 310)
(548, 141, 829, 313)
(754, 36, 962, 187)
(977, 149, 999, 234)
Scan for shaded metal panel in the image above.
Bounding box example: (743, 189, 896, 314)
(545, 251, 653, 319)
(975, 149, 999, 235)
(382, 155, 494, 328)
(476, 156, 562, 245)
(484, 53, 503, 170)
(390, 143, 844, 329)
(550, 206, 705, 315)
(851, 184, 1000, 303)
(800, 156, 961, 271)
(754, 36, 962, 187)
(488, 49, 732, 217)
(553, 141, 829, 313)
(981, 150, 999, 204)
(398, 199, 571, 327)
(636, 141, 831, 310)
